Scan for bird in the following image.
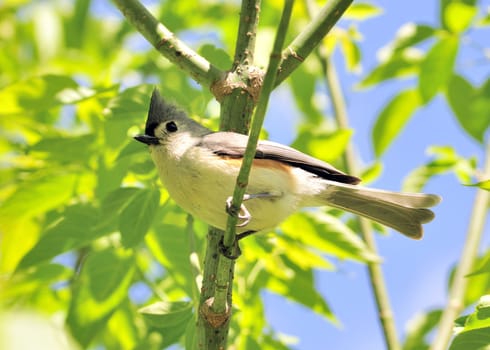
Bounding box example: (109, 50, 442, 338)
(135, 89, 441, 249)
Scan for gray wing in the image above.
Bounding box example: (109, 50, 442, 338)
(201, 132, 360, 185)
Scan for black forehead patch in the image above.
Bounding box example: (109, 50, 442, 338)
(144, 88, 187, 136)
(145, 122, 160, 137)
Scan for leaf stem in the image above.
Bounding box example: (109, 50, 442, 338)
(112, 0, 223, 87)
(275, 0, 353, 86)
(196, 1, 263, 348)
(223, 0, 294, 248)
(319, 47, 402, 350)
(430, 141, 490, 350)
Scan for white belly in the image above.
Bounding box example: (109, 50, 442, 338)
(152, 145, 304, 232)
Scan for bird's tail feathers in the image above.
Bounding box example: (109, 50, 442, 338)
(322, 181, 441, 239)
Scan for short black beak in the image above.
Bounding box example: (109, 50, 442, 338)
(134, 134, 160, 145)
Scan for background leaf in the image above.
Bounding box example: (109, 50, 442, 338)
(66, 249, 135, 347)
(446, 75, 490, 143)
(372, 89, 422, 157)
(119, 189, 160, 248)
(418, 36, 458, 103)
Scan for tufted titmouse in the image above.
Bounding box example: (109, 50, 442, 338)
(135, 89, 441, 241)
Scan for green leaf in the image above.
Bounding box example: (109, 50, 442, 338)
(403, 146, 476, 192)
(446, 75, 490, 143)
(281, 212, 378, 263)
(198, 44, 232, 71)
(139, 301, 193, 328)
(449, 295, 490, 350)
(97, 187, 142, 232)
(289, 64, 324, 124)
(0, 74, 98, 115)
(477, 9, 490, 27)
(67, 248, 135, 347)
(119, 188, 160, 248)
(419, 36, 459, 103)
(339, 32, 362, 72)
(292, 128, 352, 163)
(275, 235, 334, 271)
(140, 301, 194, 348)
(358, 49, 423, 88)
(145, 220, 196, 297)
(468, 255, 490, 276)
(372, 89, 422, 157)
(16, 204, 99, 270)
(403, 309, 443, 350)
(449, 252, 490, 307)
(388, 23, 435, 53)
(105, 84, 154, 121)
(2, 263, 72, 300)
(344, 3, 383, 20)
(465, 180, 490, 191)
(266, 255, 337, 324)
(29, 134, 96, 163)
(360, 162, 383, 184)
(0, 173, 77, 222)
(442, 1, 477, 33)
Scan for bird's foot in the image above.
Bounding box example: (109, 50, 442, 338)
(226, 196, 252, 227)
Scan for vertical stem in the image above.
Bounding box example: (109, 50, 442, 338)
(430, 141, 490, 350)
(323, 57, 401, 350)
(196, 1, 263, 348)
(196, 228, 234, 350)
(233, 0, 261, 67)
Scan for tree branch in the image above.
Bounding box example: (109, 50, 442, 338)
(203, 0, 294, 334)
(324, 57, 402, 350)
(275, 0, 353, 86)
(218, 0, 262, 132)
(196, 1, 264, 348)
(204, 3, 295, 338)
(430, 141, 490, 350)
(223, 0, 294, 249)
(305, 0, 401, 343)
(233, 0, 261, 68)
(112, 0, 224, 87)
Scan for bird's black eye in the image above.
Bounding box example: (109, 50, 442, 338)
(165, 121, 178, 132)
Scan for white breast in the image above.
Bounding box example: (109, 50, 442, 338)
(151, 143, 310, 232)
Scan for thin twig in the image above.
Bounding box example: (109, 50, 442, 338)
(326, 58, 401, 350)
(223, 0, 295, 248)
(275, 0, 353, 86)
(233, 0, 261, 67)
(112, 0, 223, 87)
(316, 32, 402, 349)
(212, 0, 294, 318)
(430, 141, 490, 350)
(196, 1, 263, 348)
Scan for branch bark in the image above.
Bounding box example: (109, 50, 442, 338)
(305, 0, 401, 344)
(112, 0, 223, 87)
(197, 1, 263, 348)
(430, 141, 490, 350)
(275, 0, 353, 86)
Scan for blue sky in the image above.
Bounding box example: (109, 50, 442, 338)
(262, 1, 490, 349)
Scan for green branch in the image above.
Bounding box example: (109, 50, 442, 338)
(324, 57, 402, 350)
(275, 0, 352, 86)
(232, 0, 261, 68)
(223, 0, 294, 248)
(430, 141, 490, 350)
(196, 1, 263, 348)
(218, 0, 262, 132)
(305, 0, 401, 343)
(112, 0, 223, 87)
(209, 0, 295, 324)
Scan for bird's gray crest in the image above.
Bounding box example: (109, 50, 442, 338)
(145, 88, 187, 137)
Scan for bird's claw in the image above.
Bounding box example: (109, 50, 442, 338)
(226, 197, 252, 227)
